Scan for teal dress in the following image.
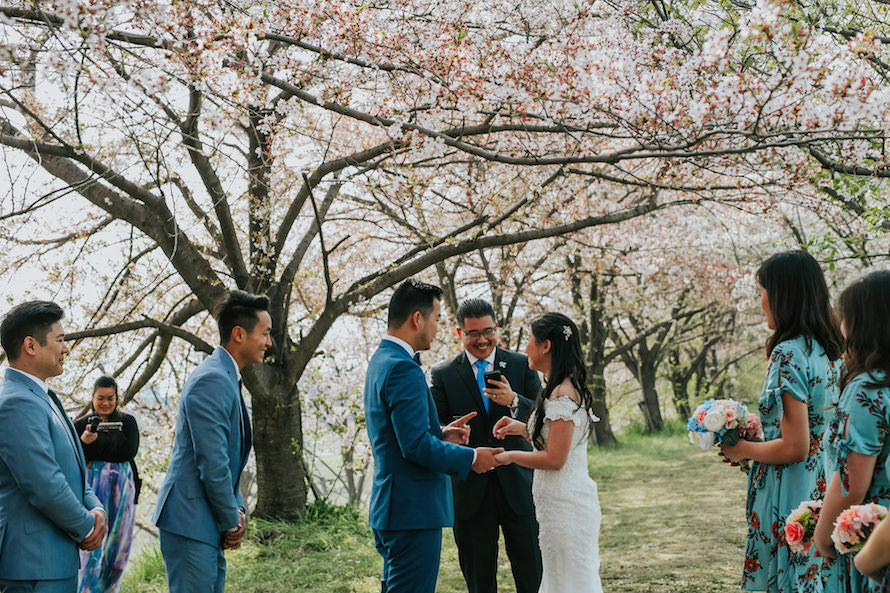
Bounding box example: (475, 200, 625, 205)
(743, 336, 841, 593)
(822, 371, 890, 593)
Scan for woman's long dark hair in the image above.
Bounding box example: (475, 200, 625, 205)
(838, 271, 890, 392)
(756, 250, 843, 361)
(527, 313, 596, 451)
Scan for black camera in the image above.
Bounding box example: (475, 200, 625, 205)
(87, 414, 102, 432)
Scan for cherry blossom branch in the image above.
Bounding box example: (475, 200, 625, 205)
(65, 318, 213, 354)
(0, 120, 228, 308)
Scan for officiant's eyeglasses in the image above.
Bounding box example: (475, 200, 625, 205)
(460, 327, 497, 339)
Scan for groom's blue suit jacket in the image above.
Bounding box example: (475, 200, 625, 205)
(152, 346, 252, 546)
(0, 368, 102, 581)
(365, 339, 475, 531)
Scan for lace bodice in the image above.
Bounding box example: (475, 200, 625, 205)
(527, 396, 602, 593)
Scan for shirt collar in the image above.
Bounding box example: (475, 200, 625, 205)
(382, 335, 415, 358)
(219, 346, 242, 383)
(6, 367, 50, 394)
(465, 348, 496, 369)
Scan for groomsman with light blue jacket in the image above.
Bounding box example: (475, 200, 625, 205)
(364, 279, 506, 593)
(0, 301, 106, 593)
(152, 291, 270, 593)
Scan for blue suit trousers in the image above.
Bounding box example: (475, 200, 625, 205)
(373, 528, 441, 593)
(0, 577, 77, 593)
(160, 529, 225, 593)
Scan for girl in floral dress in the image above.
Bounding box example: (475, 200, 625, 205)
(722, 251, 843, 593)
(814, 271, 890, 593)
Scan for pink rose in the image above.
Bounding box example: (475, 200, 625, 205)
(785, 521, 805, 545)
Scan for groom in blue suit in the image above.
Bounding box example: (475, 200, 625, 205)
(365, 279, 505, 593)
(0, 301, 105, 593)
(152, 291, 271, 593)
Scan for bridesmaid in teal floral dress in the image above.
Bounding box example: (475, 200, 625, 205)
(814, 271, 890, 593)
(722, 251, 843, 593)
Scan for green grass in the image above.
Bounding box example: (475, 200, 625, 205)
(123, 427, 748, 593)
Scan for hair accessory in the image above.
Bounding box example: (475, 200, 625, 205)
(562, 325, 572, 341)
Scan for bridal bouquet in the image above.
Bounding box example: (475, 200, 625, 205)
(687, 398, 763, 472)
(831, 503, 888, 554)
(784, 499, 822, 554)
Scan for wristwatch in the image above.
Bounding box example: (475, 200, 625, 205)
(508, 393, 519, 411)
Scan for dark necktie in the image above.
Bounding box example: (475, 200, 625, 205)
(476, 360, 489, 413)
(413, 352, 421, 365)
(237, 380, 251, 465)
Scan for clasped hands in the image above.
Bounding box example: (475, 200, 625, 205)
(222, 509, 247, 550)
(442, 411, 505, 473)
(79, 508, 106, 551)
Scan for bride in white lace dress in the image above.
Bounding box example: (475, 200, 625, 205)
(492, 313, 603, 593)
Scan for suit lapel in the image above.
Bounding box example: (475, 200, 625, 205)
(40, 387, 85, 477)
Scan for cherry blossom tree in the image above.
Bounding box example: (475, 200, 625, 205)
(2, 0, 889, 516)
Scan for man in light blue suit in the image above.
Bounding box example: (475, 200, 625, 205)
(364, 279, 505, 593)
(0, 301, 106, 593)
(152, 291, 271, 593)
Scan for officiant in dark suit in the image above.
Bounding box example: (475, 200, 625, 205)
(431, 299, 542, 593)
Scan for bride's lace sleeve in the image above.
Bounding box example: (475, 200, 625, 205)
(543, 396, 579, 422)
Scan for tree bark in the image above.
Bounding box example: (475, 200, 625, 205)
(637, 360, 663, 432)
(245, 363, 306, 518)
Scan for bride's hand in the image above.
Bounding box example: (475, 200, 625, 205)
(493, 417, 527, 440)
(493, 451, 514, 465)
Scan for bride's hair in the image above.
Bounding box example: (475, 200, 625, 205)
(527, 312, 595, 450)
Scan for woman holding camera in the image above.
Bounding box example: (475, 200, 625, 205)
(73, 376, 141, 593)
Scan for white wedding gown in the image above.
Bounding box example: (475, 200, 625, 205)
(529, 396, 603, 593)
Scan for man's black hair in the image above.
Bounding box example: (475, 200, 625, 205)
(456, 298, 496, 326)
(0, 301, 64, 362)
(214, 291, 271, 344)
(387, 279, 442, 329)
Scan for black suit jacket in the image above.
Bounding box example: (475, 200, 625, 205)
(431, 347, 542, 519)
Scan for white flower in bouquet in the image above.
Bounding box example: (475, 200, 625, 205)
(688, 430, 715, 450)
(703, 409, 726, 432)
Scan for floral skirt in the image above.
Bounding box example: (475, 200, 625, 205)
(78, 460, 136, 593)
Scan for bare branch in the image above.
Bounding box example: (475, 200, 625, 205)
(65, 318, 213, 354)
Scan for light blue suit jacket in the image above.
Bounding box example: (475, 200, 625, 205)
(152, 347, 252, 547)
(364, 339, 475, 531)
(0, 368, 102, 581)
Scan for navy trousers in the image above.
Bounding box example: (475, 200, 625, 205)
(373, 528, 441, 593)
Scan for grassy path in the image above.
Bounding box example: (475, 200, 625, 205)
(123, 429, 748, 592)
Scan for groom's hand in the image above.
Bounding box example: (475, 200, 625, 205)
(443, 412, 476, 445)
(472, 447, 505, 473)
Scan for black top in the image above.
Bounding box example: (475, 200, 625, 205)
(73, 410, 139, 463)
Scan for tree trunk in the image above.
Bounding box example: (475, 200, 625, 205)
(638, 362, 663, 432)
(246, 364, 307, 518)
(588, 365, 617, 446)
(670, 378, 692, 420)
(667, 350, 692, 419)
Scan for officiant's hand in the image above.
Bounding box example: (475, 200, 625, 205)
(444, 412, 476, 445)
(483, 375, 516, 408)
(493, 416, 528, 440)
(472, 447, 505, 473)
